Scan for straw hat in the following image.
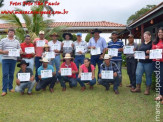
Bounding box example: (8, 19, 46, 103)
(104, 54, 112, 60)
(44, 44, 50, 48)
(50, 32, 59, 37)
(40, 58, 49, 63)
(64, 53, 73, 59)
(39, 30, 45, 35)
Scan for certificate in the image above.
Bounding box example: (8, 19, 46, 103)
(63, 41, 72, 47)
(18, 73, 30, 82)
(91, 47, 101, 55)
(76, 46, 84, 53)
(108, 48, 118, 57)
(8, 49, 20, 57)
(134, 51, 145, 59)
(41, 70, 52, 78)
(25, 47, 35, 54)
(81, 72, 92, 81)
(36, 40, 45, 47)
(45, 52, 55, 59)
(124, 46, 134, 54)
(101, 70, 113, 79)
(149, 49, 162, 59)
(51, 44, 61, 51)
(61, 68, 72, 76)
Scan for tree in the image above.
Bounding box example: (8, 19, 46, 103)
(72, 34, 77, 41)
(85, 33, 92, 42)
(0, 0, 4, 8)
(127, 5, 156, 25)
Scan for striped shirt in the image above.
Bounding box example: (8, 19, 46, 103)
(0, 37, 20, 60)
(73, 40, 88, 55)
(108, 39, 124, 61)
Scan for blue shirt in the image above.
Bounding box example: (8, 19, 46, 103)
(88, 37, 107, 54)
(108, 39, 124, 61)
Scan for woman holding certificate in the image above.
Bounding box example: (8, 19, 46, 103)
(131, 31, 153, 95)
(77, 58, 96, 91)
(152, 27, 163, 104)
(42, 44, 54, 62)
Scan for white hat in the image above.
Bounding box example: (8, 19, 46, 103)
(104, 54, 112, 60)
(64, 53, 72, 59)
(40, 58, 49, 63)
(39, 30, 45, 35)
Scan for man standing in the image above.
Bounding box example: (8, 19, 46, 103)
(74, 33, 87, 69)
(125, 34, 138, 91)
(108, 31, 124, 86)
(48, 32, 61, 77)
(0, 28, 21, 96)
(21, 35, 35, 71)
(88, 29, 107, 77)
(33, 30, 48, 82)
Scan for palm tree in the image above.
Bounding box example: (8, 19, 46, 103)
(0, 0, 4, 8)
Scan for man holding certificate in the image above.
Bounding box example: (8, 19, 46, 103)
(74, 33, 88, 70)
(36, 58, 57, 93)
(88, 29, 107, 77)
(0, 28, 22, 96)
(21, 35, 35, 71)
(77, 58, 96, 91)
(33, 30, 48, 82)
(98, 54, 120, 94)
(15, 60, 35, 95)
(58, 53, 78, 91)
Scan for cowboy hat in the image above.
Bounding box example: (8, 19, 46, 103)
(17, 60, 29, 67)
(62, 33, 73, 40)
(40, 58, 49, 63)
(43, 44, 50, 48)
(111, 31, 118, 35)
(50, 32, 59, 37)
(104, 54, 112, 60)
(91, 29, 102, 34)
(64, 53, 73, 59)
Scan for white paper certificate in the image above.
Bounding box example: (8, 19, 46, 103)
(134, 51, 145, 59)
(91, 47, 101, 55)
(18, 73, 30, 82)
(108, 48, 118, 56)
(25, 47, 35, 54)
(149, 49, 162, 59)
(61, 68, 72, 76)
(101, 70, 113, 79)
(41, 70, 52, 78)
(45, 52, 55, 59)
(36, 40, 45, 47)
(76, 46, 84, 53)
(81, 72, 92, 81)
(124, 46, 134, 54)
(8, 49, 20, 57)
(63, 41, 72, 47)
(51, 44, 61, 51)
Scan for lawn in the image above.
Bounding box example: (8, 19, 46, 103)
(0, 54, 162, 122)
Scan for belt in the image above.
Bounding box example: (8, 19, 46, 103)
(127, 57, 134, 59)
(23, 57, 34, 59)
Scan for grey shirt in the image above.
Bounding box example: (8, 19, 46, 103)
(125, 42, 138, 58)
(0, 37, 20, 60)
(73, 40, 88, 55)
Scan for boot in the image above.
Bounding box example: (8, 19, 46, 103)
(144, 86, 150, 95)
(131, 84, 141, 93)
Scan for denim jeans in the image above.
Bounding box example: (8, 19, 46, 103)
(98, 76, 119, 90)
(113, 60, 122, 83)
(136, 62, 153, 86)
(77, 78, 96, 87)
(126, 57, 137, 88)
(58, 74, 77, 88)
(74, 55, 85, 70)
(22, 58, 34, 71)
(35, 57, 42, 82)
(2, 59, 16, 92)
(49, 55, 60, 76)
(15, 80, 36, 93)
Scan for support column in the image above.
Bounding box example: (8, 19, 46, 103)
(141, 24, 144, 43)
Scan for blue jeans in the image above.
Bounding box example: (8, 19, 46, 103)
(74, 55, 85, 69)
(136, 62, 153, 86)
(58, 74, 77, 88)
(2, 59, 17, 92)
(98, 76, 119, 90)
(112, 60, 122, 83)
(15, 81, 36, 93)
(35, 57, 42, 82)
(77, 78, 96, 87)
(49, 55, 60, 76)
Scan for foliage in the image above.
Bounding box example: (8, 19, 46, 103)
(85, 33, 92, 42)
(122, 54, 126, 67)
(72, 34, 77, 41)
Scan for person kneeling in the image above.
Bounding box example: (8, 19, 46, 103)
(35, 58, 57, 93)
(98, 54, 120, 94)
(15, 60, 36, 95)
(77, 58, 96, 91)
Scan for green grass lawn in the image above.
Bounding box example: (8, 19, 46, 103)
(0, 54, 162, 122)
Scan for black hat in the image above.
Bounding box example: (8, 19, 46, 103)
(62, 33, 73, 40)
(91, 29, 102, 34)
(111, 31, 118, 35)
(17, 60, 29, 67)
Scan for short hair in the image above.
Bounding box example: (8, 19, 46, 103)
(25, 35, 30, 38)
(144, 31, 151, 36)
(8, 27, 15, 33)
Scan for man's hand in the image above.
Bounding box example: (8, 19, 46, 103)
(16, 79, 20, 86)
(20, 50, 24, 55)
(99, 74, 101, 78)
(3, 50, 9, 55)
(58, 70, 61, 74)
(72, 70, 76, 74)
(78, 75, 81, 78)
(54, 50, 60, 53)
(78, 51, 83, 54)
(113, 72, 117, 77)
(99, 55, 104, 59)
(92, 46, 96, 49)
(92, 75, 95, 79)
(146, 50, 150, 54)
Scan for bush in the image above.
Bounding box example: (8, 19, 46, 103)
(122, 54, 126, 67)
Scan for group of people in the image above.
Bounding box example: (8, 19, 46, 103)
(0, 27, 162, 104)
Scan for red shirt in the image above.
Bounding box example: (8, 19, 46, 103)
(60, 62, 78, 78)
(152, 40, 163, 62)
(21, 42, 35, 58)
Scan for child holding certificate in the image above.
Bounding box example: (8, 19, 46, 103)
(42, 44, 53, 62)
(77, 58, 96, 91)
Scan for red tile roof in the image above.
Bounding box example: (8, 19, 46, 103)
(0, 21, 125, 29)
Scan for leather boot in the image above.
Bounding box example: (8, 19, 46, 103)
(131, 84, 141, 93)
(144, 86, 150, 95)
